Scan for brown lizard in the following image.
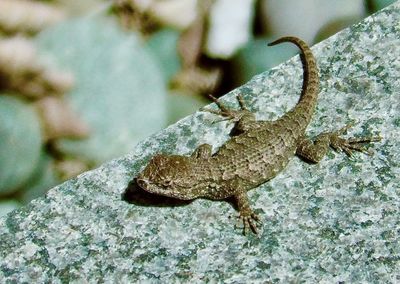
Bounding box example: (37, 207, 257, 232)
(136, 36, 381, 234)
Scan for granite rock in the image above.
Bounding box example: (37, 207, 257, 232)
(1, 3, 399, 282)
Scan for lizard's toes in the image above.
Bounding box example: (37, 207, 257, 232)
(347, 136, 382, 144)
(331, 124, 381, 157)
(336, 123, 354, 135)
(238, 213, 261, 235)
(331, 135, 380, 157)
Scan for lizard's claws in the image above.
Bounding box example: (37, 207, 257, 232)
(202, 94, 250, 123)
(330, 124, 382, 157)
(237, 211, 261, 235)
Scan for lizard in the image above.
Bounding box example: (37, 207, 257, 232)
(136, 36, 381, 234)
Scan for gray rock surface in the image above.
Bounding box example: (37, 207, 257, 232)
(1, 3, 399, 282)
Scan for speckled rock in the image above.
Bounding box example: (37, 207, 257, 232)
(1, 3, 399, 282)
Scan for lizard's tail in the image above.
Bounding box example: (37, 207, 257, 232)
(268, 36, 319, 107)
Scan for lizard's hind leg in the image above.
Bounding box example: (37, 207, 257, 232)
(236, 94, 249, 111)
(230, 181, 261, 235)
(296, 123, 381, 162)
(203, 94, 257, 133)
(191, 143, 213, 159)
(205, 94, 250, 113)
(206, 94, 232, 116)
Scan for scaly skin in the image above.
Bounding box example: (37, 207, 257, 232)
(136, 36, 381, 235)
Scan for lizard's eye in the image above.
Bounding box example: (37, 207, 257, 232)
(162, 179, 173, 187)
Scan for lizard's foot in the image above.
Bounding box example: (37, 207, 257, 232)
(330, 124, 382, 157)
(237, 210, 261, 235)
(202, 94, 251, 122)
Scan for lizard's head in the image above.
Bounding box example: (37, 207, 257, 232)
(136, 154, 197, 200)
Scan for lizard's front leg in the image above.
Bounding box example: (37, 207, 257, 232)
(230, 180, 260, 234)
(296, 124, 381, 162)
(191, 143, 212, 159)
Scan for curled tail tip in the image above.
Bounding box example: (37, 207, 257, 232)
(267, 36, 306, 47)
(267, 39, 280, 47)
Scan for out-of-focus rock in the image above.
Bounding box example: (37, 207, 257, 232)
(35, 96, 90, 141)
(205, 0, 256, 59)
(260, 0, 365, 43)
(0, 0, 65, 35)
(0, 37, 74, 98)
(0, 96, 42, 196)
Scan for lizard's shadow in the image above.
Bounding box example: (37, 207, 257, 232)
(122, 179, 239, 213)
(122, 178, 193, 207)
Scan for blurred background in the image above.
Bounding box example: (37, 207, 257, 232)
(0, 0, 395, 216)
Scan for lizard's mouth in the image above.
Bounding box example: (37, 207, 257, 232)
(136, 178, 149, 190)
(136, 177, 195, 200)
(136, 177, 167, 195)
(136, 178, 163, 194)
